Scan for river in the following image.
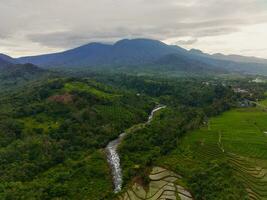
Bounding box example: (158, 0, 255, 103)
(105, 105, 166, 193)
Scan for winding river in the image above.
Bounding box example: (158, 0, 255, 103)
(106, 105, 166, 193)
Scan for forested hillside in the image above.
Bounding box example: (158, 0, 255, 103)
(0, 62, 49, 92)
(0, 77, 154, 199)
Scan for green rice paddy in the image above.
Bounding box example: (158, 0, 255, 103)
(158, 101, 267, 199)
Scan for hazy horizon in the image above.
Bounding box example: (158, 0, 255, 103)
(1, 0, 267, 58)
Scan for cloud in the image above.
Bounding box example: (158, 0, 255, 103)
(25, 19, 246, 48)
(0, 0, 267, 57)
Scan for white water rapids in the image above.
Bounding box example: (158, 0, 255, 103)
(105, 105, 166, 193)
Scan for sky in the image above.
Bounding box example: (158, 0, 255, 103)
(0, 0, 267, 58)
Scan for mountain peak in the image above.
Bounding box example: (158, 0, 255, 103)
(18, 38, 181, 67)
(189, 49, 204, 55)
(0, 53, 17, 64)
(114, 38, 167, 47)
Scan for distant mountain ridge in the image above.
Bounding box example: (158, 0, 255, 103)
(0, 53, 18, 64)
(0, 38, 266, 75)
(211, 53, 267, 64)
(0, 58, 10, 67)
(18, 39, 188, 67)
(188, 48, 267, 64)
(0, 55, 47, 90)
(0, 63, 44, 78)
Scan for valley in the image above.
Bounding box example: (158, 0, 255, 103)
(0, 39, 267, 200)
(1, 0, 267, 198)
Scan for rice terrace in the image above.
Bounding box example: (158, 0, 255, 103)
(157, 99, 267, 200)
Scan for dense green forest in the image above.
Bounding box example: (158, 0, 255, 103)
(0, 76, 154, 199)
(0, 70, 267, 199)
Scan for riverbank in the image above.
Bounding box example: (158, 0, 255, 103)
(106, 105, 166, 193)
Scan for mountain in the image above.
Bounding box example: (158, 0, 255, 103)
(0, 59, 48, 91)
(17, 38, 267, 75)
(188, 48, 267, 65)
(17, 38, 227, 74)
(188, 48, 267, 75)
(18, 39, 187, 67)
(0, 55, 43, 76)
(0, 63, 44, 78)
(154, 54, 226, 74)
(212, 53, 267, 64)
(0, 53, 17, 64)
(0, 59, 9, 67)
(189, 49, 205, 55)
(0, 54, 17, 69)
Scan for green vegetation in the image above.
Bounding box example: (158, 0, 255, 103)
(0, 70, 267, 199)
(114, 75, 267, 199)
(0, 77, 154, 199)
(63, 81, 120, 100)
(259, 99, 267, 107)
(0, 151, 112, 200)
(0, 63, 51, 93)
(157, 103, 267, 200)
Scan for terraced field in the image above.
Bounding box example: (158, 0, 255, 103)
(118, 167, 193, 200)
(159, 102, 267, 200)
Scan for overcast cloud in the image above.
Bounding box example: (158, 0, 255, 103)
(0, 0, 267, 58)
